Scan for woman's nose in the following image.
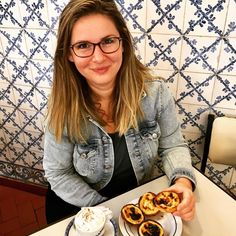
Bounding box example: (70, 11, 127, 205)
(92, 45, 105, 62)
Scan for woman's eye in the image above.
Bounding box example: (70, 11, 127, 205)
(103, 38, 115, 45)
(76, 42, 90, 49)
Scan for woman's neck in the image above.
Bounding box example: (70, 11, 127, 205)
(90, 84, 116, 133)
(89, 80, 115, 100)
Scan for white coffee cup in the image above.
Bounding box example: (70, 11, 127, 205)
(74, 207, 107, 236)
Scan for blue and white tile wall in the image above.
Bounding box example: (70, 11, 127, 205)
(0, 0, 235, 197)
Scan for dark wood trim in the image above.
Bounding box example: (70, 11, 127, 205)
(0, 176, 48, 196)
(200, 113, 215, 173)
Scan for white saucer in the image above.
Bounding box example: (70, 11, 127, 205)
(65, 217, 118, 236)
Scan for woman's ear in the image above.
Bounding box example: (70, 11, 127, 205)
(68, 52, 74, 62)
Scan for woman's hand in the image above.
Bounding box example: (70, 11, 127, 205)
(163, 177, 195, 221)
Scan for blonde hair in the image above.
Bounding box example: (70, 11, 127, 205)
(47, 0, 153, 142)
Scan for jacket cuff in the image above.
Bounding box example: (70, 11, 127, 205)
(169, 168, 197, 191)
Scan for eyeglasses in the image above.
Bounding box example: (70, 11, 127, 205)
(70, 36, 122, 58)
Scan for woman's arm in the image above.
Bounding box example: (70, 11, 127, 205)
(43, 129, 107, 207)
(157, 82, 196, 187)
(156, 82, 196, 221)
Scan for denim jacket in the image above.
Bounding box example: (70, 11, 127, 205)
(43, 80, 196, 207)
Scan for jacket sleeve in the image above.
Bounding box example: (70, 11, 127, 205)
(43, 129, 107, 207)
(157, 82, 196, 188)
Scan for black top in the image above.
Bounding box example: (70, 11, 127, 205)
(99, 133, 137, 198)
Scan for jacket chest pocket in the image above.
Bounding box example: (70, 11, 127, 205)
(139, 120, 161, 157)
(73, 142, 103, 183)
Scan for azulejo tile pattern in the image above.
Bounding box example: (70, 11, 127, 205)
(0, 1, 235, 197)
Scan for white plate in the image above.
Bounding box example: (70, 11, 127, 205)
(119, 199, 182, 236)
(65, 218, 118, 236)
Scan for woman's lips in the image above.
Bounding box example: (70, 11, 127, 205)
(91, 66, 110, 74)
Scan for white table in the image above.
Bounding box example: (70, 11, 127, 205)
(30, 169, 236, 236)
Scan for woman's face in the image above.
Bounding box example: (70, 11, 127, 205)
(69, 14, 123, 90)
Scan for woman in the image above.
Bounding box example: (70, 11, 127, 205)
(43, 0, 196, 224)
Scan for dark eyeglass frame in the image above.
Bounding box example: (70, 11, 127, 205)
(70, 36, 122, 58)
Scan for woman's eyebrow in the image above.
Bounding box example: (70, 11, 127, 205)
(72, 34, 119, 44)
(101, 34, 119, 39)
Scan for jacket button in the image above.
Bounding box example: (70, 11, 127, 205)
(81, 153, 87, 159)
(152, 133, 158, 139)
(102, 136, 108, 142)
